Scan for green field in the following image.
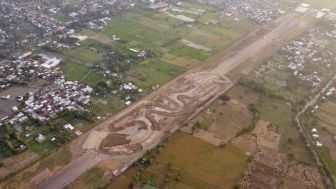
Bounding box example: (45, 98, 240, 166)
(65, 167, 109, 189)
(107, 132, 249, 189)
(127, 60, 185, 89)
(319, 147, 336, 182)
(63, 47, 103, 66)
(257, 97, 313, 164)
(60, 62, 102, 87)
(307, 101, 336, 182)
(306, 101, 336, 135)
(90, 94, 126, 116)
(85, 6, 254, 69)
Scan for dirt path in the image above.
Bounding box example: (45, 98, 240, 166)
(35, 12, 310, 189)
(294, 74, 336, 188)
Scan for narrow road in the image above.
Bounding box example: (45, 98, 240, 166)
(294, 74, 336, 189)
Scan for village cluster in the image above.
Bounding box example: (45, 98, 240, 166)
(25, 11, 65, 33)
(0, 54, 62, 90)
(198, 0, 291, 23)
(310, 128, 323, 147)
(0, 53, 93, 125)
(280, 28, 335, 87)
(0, 1, 74, 56)
(21, 81, 92, 122)
(255, 27, 336, 90)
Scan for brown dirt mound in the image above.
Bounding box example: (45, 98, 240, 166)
(100, 134, 130, 148)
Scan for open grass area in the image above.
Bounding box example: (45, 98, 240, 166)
(81, 71, 103, 86)
(257, 97, 313, 164)
(60, 62, 102, 87)
(319, 147, 336, 182)
(107, 132, 249, 189)
(90, 94, 126, 116)
(61, 62, 90, 80)
(165, 42, 210, 61)
(306, 101, 336, 135)
(63, 47, 103, 66)
(28, 138, 56, 156)
(127, 60, 185, 89)
(198, 11, 219, 24)
(65, 167, 109, 189)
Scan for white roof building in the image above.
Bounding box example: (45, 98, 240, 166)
(35, 133, 46, 143)
(42, 57, 61, 69)
(316, 141, 323, 147)
(64, 123, 74, 130)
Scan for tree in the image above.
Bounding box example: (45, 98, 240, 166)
(287, 137, 294, 145)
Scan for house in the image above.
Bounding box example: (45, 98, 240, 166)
(64, 123, 74, 130)
(316, 141, 323, 147)
(125, 101, 131, 106)
(75, 130, 82, 136)
(42, 57, 61, 69)
(35, 133, 46, 143)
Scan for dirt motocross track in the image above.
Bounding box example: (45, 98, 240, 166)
(35, 12, 310, 189)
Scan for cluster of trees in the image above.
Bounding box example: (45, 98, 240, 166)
(104, 51, 134, 74)
(94, 78, 123, 96)
(0, 124, 27, 157)
(0, 107, 95, 158)
(126, 136, 185, 188)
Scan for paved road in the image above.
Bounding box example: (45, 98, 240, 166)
(214, 13, 302, 74)
(35, 12, 308, 189)
(35, 151, 101, 189)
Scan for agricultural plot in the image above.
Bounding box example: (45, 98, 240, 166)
(188, 92, 254, 145)
(256, 97, 313, 164)
(241, 147, 323, 189)
(187, 84, 313, 163)
(94, 4, 254, 68)
(305, 97, 336, 181)
(313, 102, 336, 133)
(107, 132, 249, 189)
